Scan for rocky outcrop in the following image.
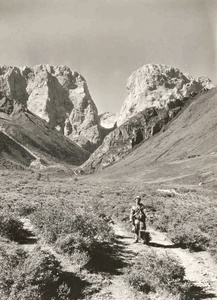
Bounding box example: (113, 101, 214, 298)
(117, 64, 215, 126)
(0, 65, 104, 152)
(198, 76, 215, 90)
(80, 104, 184, 173)
(99, 112, 118, 129)
(0, 93, 90, 168)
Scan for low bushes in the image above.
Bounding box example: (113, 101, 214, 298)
(142, 191, 217, 256)
(168, 224, 210, 251)
(30, 199, 115, 270)
(125, 249, 192, 298)
(0, 243, 84, 300)
(0, 212, 28, 242)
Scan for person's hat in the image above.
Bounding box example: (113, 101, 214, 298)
(135, 196, 141, 200)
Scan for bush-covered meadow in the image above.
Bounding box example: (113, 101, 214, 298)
(0, 242, 88, 300)
(0, 169, 216, 299)
(0, 170, 117, 299)
(141, 188, 217, 259)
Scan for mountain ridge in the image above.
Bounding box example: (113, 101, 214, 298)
(117, 64, 215, 126)
(0, 94, 90, 169)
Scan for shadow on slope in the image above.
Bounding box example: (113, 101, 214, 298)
(85, 240, 130, 275)
(186, 286, 216, 300)
(0, 96, 90, 168)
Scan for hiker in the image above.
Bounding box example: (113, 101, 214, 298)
(130, 196, 146, 243)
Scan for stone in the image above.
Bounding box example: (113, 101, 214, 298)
(117, 64, 215, 126)
(0, 65, 102, 152)
(80, 64, 215, 172)
(80, 107, 174, 173)
(99, 112, 118, 128)
(198, 76, 216, 90)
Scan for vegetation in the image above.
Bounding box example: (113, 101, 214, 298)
(0, 211, 29, 242)
(0, 242, 85, 300)
(29, 197, 116, 272)
(0, 170, 117, 299)
(141, 189, 217, 258)
(125, 249, 193, 299)
(0, 169, 216, 299)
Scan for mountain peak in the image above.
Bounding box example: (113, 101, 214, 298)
(0, 64, 103, 152)
(117, 64, 215, 126)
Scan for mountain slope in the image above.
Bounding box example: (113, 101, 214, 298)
(95, 88, 217, 186)
(0, 95, 90, 169)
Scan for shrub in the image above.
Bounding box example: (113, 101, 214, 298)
(141, 192, 216, 256)
(169, 224, 210, 251)
(31, 201, 113, 244)
(0, 212, 29, 242)
(0, 244, 78, 300)
(0, 244, 26, 296)
(56, 232, 91, 255)
(29, 199, 115, 272)
(18, 203, 37, 216)
(125, 250, 192, 297)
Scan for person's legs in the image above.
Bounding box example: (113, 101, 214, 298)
(139, 221, 146, 243)
(134, 220, 139, 243)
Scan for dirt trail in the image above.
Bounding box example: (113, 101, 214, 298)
(20, 218, 217, 300)
(91, 223, 217, 300)
(20, 217, 80, 273)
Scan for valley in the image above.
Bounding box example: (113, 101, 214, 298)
(0, 63, 217, 299)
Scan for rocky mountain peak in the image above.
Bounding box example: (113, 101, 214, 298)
(0, 64, 103, 151)
(117, 64, 215, 126)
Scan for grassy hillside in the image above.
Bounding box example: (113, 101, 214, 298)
(97, 88, 217, 187)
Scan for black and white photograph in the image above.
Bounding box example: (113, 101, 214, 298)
(0, 0, 217, 299)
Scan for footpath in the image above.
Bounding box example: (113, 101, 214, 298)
(20, 218, 217, 300)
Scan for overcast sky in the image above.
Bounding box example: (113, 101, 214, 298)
(0, 0, 216, 113)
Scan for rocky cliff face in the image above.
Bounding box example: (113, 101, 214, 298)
(117, 64, 215, 126)
(0, 63, 215, 171)
(0, 65, 103, 152)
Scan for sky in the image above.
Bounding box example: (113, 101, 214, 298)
(0, 0, 216, 113)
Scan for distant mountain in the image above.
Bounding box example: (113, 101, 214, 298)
(80, 64, 215, 173)
(0, 65, 113, 152)
(0, 93, 90, 169)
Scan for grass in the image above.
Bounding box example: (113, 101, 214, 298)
(1, 170, 216, 258)
(0, 170, 118, 299)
